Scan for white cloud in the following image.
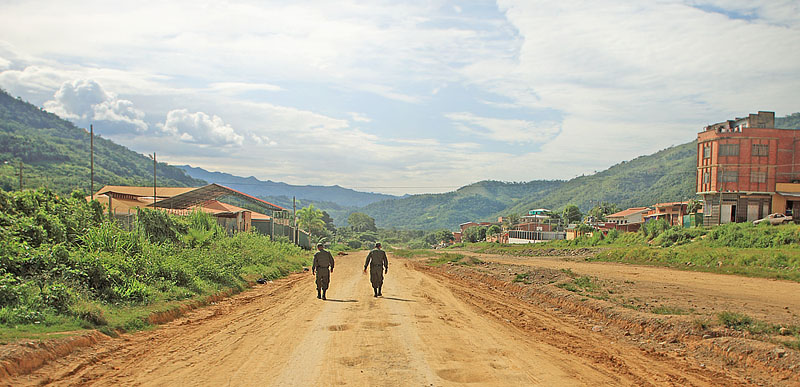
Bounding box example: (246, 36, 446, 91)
(160, 109, 244, 146)
(43, 79, 147, 133)
(446, 112, 559, 144)
(208, 82, 282, 94)
(348, 112, 371, 123)
(1, 1, 799, 196)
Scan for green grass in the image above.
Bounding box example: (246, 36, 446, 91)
(428, 253, 467, 266)
(512, 273, 530, 283)
(389, 248, 435, 259)
(556, 276, 598, 293)
(590, 245, 800, 282)
(651, 306, 690, 315)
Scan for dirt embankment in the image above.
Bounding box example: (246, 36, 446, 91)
(418, 258, 799, 385)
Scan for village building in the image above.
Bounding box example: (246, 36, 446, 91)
(644, 202, 689, 227)
(606, 207, 650, 225)
(88, 183, 310, 247)
(697, 111, 800, 225)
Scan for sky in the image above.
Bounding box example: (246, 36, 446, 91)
(0, 0, 799, 196)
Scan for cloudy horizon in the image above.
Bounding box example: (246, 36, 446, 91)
(1, 0, 798, 195)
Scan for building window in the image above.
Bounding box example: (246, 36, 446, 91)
(752, 144, 769, 157)
(703, 170, 710, 184)
(703, 146, 711, 158)
(720, 171, 738, 182)
(750, 171, 766, 183)
(719, 144, 739, 156)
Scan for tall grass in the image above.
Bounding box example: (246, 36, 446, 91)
(0, 189, 309, 337)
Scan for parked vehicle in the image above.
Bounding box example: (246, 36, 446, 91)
(753, 213, 791, 225)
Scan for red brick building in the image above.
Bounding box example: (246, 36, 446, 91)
(697, 111, 800, 225)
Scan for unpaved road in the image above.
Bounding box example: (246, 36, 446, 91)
(7, 252, 744, 386)
(457, 251, 800, 326)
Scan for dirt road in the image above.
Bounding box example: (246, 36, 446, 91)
(457, 251, 800, 326)
(8, 252, 744, 386)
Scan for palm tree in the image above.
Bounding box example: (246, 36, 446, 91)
(296, 204, 325, 237)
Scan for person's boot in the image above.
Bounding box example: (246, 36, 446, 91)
(322, 290, 327, 300)
(378, 286, 382, 297)
(317, 289, 321, 299)
(373, 288, 378, 297)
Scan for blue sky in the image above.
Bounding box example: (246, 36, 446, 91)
(1, 0, 799, 195)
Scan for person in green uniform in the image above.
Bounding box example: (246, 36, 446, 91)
(312, 243, 334, 300)
(363, 242, 388, 297)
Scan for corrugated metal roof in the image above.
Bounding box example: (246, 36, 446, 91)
(95, 185, 196, 198)
(150, 183, 285, 212)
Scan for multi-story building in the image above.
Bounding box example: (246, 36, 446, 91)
(697, 111, 800, 225)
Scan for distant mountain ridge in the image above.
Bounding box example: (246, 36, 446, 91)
(0, 89, 203, 193)
(177, 165, 398, 208)
(359, 180, 563, 230)
(359, 141, 698, 230)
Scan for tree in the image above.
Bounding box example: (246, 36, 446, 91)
(687, 199, 702, 214)
(487, 224, 502, 238)
(423, 229, 455, 246)
(502, 213, 521, 230)
(320, 210, 336, 232)
(588, 202, 618, 222)
(347, 212, 377, 232)
(463, 226, 480, 243)
(562, 204, 582, 223)
(435, 229, 454, 244)
(296, 204, 325, 237)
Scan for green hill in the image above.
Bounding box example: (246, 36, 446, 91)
(358, 180, 562, 230)
(357, 141, 699, 231)
(0, 89, 204, 193)
(501, 141, 698, 216)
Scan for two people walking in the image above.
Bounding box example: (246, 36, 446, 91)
(312, 242, 388, 299)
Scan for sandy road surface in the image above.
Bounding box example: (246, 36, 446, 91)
(458, 251, 800, 325)
(8, 252, 741, 386)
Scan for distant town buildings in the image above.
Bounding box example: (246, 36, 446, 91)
(697, 111, 800, 225)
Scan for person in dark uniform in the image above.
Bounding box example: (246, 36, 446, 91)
(312, 243, 334, 300)
(363, 242, 388, 297)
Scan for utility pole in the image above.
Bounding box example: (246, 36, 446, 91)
(90, 124, 94, 198)
(149, 153, 157, 204)
(292, 196, 297, 245)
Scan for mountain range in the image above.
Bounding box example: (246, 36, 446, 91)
(177, 165, 397, 208)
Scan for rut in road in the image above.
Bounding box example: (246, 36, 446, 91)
(9, 252, 741, 386)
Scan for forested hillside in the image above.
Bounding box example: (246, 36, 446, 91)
(501, 141, 698, 216)
(0, 89, 204, 193)
(776, 112, 800, 129)
(360, 180, 563, 230)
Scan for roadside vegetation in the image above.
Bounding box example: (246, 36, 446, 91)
(449, 221, 800, 282)
(0, 188, 308, 341)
